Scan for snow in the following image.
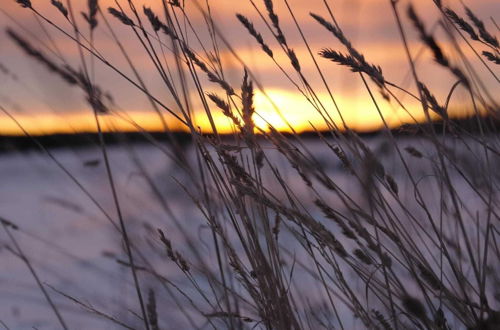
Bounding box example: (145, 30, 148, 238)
(0, 135, 498, 329)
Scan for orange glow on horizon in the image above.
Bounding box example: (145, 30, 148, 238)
(1, 0, 496, 136)
(0, 89, 442, 136)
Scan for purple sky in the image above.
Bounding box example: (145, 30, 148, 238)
(0, 0, 498, 133)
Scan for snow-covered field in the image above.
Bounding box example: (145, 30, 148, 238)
(0, 143, 191, 329)
(0, 135, 498, 329)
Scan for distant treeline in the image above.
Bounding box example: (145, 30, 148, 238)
(0, 116, 498, 153)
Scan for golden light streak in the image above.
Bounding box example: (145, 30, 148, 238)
(0, 89, 436, 136)
(1, 0, 494, 136)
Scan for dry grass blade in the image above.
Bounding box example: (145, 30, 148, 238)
(207, 93, 242, 127)
(310, 13, 350, 49)
(417, 263, 442, 291)
(241, 69, 255, 133)
(143, 7, 161, 32)
(63, 66, 109, 113)
(433, 0, 442, 8)
(108, 7, 135, 26)
(2, 221, 69, 330)
(81, 0, 99, 30)
(315, 199, 356, 239)
(482, 51, 500, 64)
(158, 229, 190, 272)
(3, 30, 111, 116)
(402, 296, 427, 323)
(408, 5, 447, 66)
(354, 249, 373, 265)
(6, 29, 77, 85)
(318, 49, 360, 71)
(5, 0, 500, 328)
(169, 0, 180, 7)
(287, 48, 300, 71)
(408, 5, 470, 87)
(236, 14, 273, 57)
(206, 93, 230, 113)
(404, 146, 423, 158)
(147, 289, 160, 330)
(0, 217, 19, 230)
(47, 284, 136, 330)
(465, 6, 499, 48)
(418, 82, 448, 119)
(15, 0, 31, 8)
(385, 174, 399, 195)
(142, 7, 178, 40)
(310, 12, 367, 65)
(318, 49, 384, 87)
(444, 8, 479, 42)
(272, 213, 281, 240)
(433, 308, 448, 329)
(204, 311, 253, 323)
(264, 0, 287, 45)
(183, 44, 234, 95)
(50, 0, 68, 19)
(372, 309, 393, 330)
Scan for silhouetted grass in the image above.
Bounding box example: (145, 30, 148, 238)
(2, 0, 499, 329)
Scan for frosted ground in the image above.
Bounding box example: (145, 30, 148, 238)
(0, 135, 498, 329)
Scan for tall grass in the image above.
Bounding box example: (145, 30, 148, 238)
(2, 0, 499, 329)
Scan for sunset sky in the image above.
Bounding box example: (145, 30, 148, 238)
(0, 0, 498, 135)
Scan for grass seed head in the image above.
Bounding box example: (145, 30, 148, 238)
(402, 295, 427, 321)
(82, 0, 99, 30)
(16, 0, 32, 8)
(51, 0, 68, 19)
(108, 7, 134, 26)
